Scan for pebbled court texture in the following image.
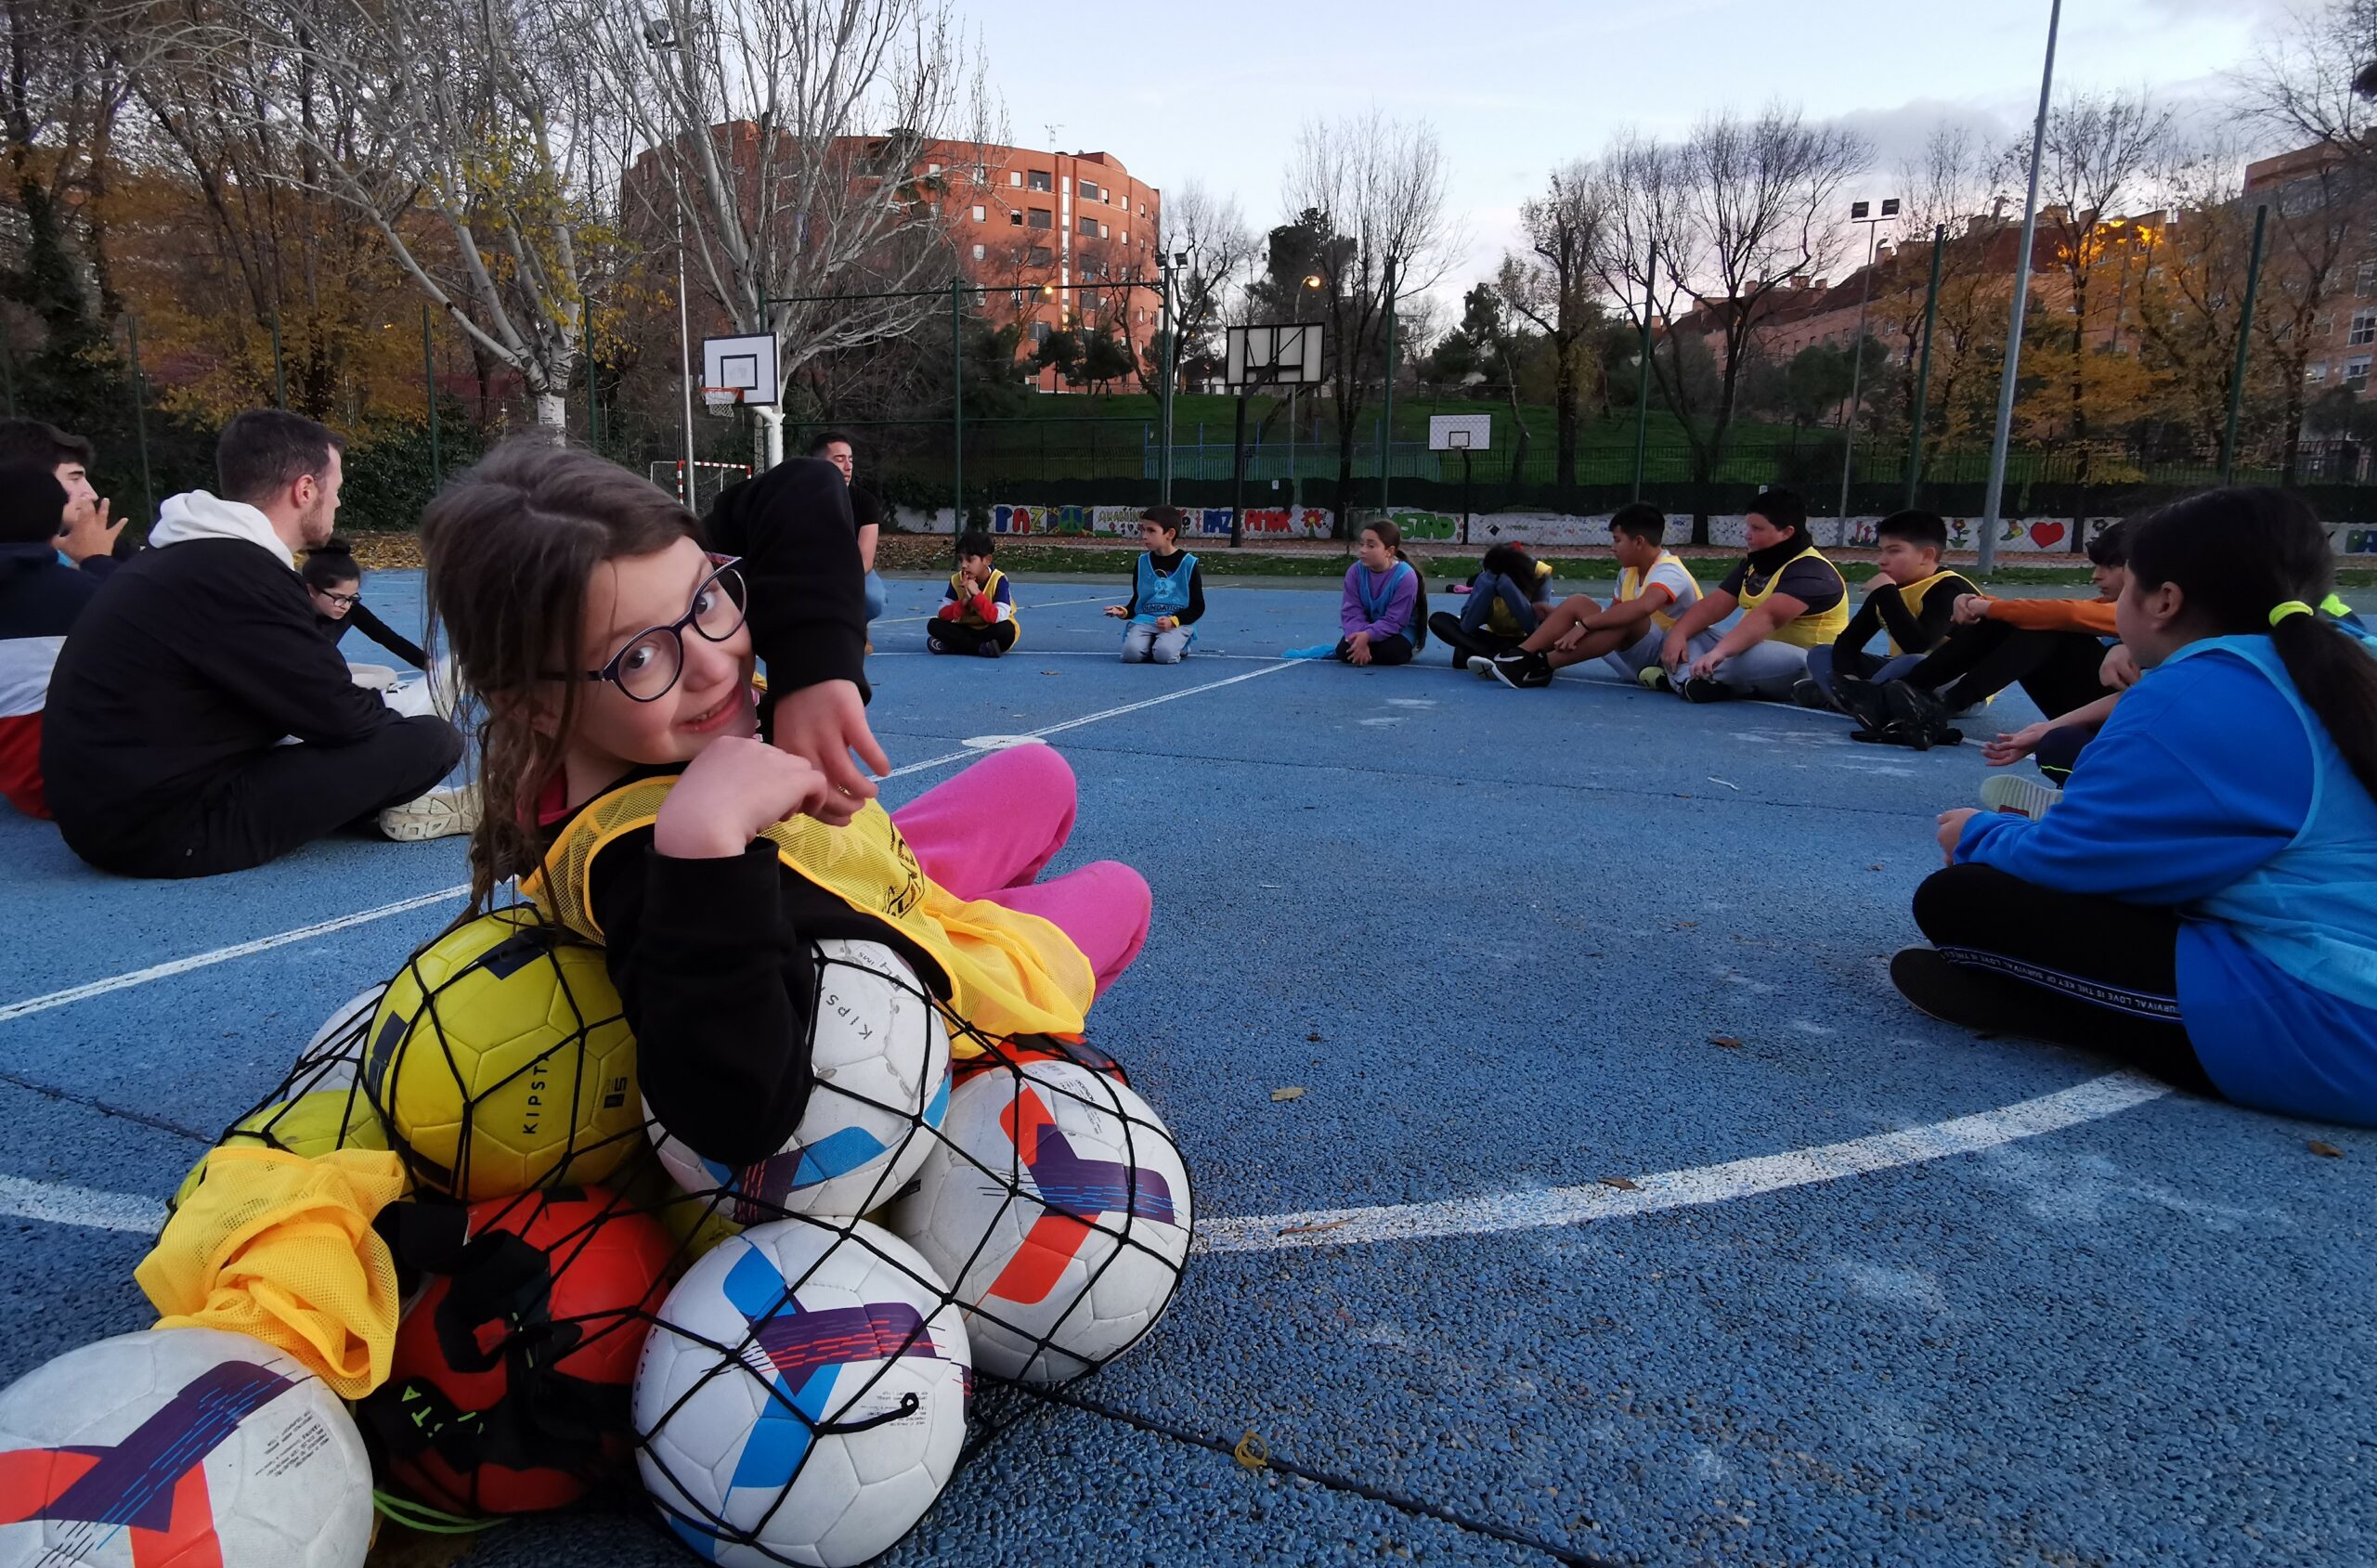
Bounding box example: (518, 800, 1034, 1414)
(0, 565, 2371, 1567)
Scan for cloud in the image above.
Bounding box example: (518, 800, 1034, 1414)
(1827, 97, 2024, 175)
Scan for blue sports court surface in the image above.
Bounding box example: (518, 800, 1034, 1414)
(2, 568, 2371, 1566)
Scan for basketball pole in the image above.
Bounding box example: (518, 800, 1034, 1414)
(676, 208, 696, 504)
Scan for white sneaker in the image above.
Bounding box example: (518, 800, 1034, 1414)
(1465, 654, 1499, 680)
(380, 784, 481, 843)
(1979, 773, 2063, 821)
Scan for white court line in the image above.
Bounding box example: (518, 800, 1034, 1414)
(882, 658, 1306, 779)
(0, 1172, 164, 1234)
(0, 884, 468, 1025)
(877, 593, 1115, 626)
(0, 663, 1305, 1017)
(1195, 1070, 2174, 1253)
(4, 1069, 2172, 1239)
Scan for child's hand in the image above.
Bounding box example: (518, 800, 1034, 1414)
(1688, 647, 1726, 680)
(656, 736, 837, 858)
(2101, 644, 2140, 690)
(1156, 616, 1178, 631)
(1936, 807, 1980, 863)
(1346, 630, 1372, 667)
(1105, 605, 1128, 618)
(936, 602, 961, 621)
(1982, 722, 2047, 767)
(771, 678, 890, 827)
(1660, 628, 1687, 671)
(1951, 593, 1990, 626)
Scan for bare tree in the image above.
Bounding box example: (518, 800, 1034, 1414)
(1877, 126, 2012, 469)
(1589, 106, 1868, 539)
(1153, 179, 1254, 391)
(1499, 160, 1606, 489)
(173, 0, 607, 436)
(2235, 0, 2377, 477)
(580, 0, 993, 463)
(2007, 89, 2174, 512)
(1280, 108, 1459, 530)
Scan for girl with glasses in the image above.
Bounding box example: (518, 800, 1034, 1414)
(304, 537, 426, 670)
(421, 444, 1151, 1171)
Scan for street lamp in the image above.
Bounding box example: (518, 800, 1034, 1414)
(645, 18, 697, 497)
(1836, 196, 1898, 525)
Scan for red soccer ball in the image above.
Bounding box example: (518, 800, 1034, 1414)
(363, 1185, 674, 1516)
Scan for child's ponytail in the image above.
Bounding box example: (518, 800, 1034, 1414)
(2128, 486, 2377, 802)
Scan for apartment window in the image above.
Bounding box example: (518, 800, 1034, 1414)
(1078, 215, 1097, 236)
(1009, 211, 1023, 227)
(2347, 355, 2371, 388)
(1098, 223, 1110, 240)
(1121, 229, 1129, 245)
(1077, 178, 1099, 201)
(927, 162, 942, 175)
(1028, 170, 1052, 192)
(971, 205, 984, 222)
(971, 243, 985, 261)
(1030, 320, 1052, 345)
(1029, 209, 1052, 229)
(2358, 259, 2377, 296)
(2351, 310, 2377, 346)
(1009, 171, 1022, 188)
(1028, 245, 1052, 266)
(2315, 313, 2335, 339)
(2307, 362, 2331, 382)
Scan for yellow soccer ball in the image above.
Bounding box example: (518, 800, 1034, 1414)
(169, 1087, 397, 1215)
(364, 908, 641, 1201)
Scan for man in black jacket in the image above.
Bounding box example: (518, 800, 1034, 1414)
(42, 409, 465, 877)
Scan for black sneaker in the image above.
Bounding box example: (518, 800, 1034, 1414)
(1789, 676, 1833, 711)
(1882, 680, 1954, 752)
(1679, 675, 1734, 703)
(1480, 651, 1551, 690)
(1830, 673, 1893, 733)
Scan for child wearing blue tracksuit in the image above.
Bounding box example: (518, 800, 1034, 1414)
(1893, 488, 2377, 1127)
(1106, 506, 1204, 664)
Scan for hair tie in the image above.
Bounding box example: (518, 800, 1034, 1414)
(2268, 600, 2314, 628)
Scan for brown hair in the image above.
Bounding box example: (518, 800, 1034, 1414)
(422, 442, 695, 906)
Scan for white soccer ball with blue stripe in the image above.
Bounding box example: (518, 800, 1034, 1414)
(647, 940, 952, 1220)
(631, 1218, 970, 1568)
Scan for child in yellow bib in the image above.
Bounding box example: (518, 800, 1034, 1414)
(1659, 487, 1851, 703)
(1801, 509, 1977, 713)
(929, 528, 1019, 657)
(420, 447, 1150, 1171)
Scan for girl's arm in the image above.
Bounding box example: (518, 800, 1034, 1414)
(1957, 656, 2312, 903)
(706, 460, 866, 695)
(347, 602, 428, 669)
(1340, 568, 1369, 639)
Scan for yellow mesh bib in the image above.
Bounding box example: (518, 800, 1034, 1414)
(522, 777, 1094, 1049)
(1738, 544, 1851, 649)
(1884, 569, 1961, 655)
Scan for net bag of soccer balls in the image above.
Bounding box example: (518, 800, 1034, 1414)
(0, 906, 1194, 1568)
(630, 938, 1195, 1566)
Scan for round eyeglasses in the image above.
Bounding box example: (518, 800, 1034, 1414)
(565, 556, 748, 703)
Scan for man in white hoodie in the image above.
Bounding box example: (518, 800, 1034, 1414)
(41, 409, 467, 877)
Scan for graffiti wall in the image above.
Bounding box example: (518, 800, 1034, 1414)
(900, 503, 1338, 538)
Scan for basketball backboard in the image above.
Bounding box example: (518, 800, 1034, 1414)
(701, 332, 780, 407)
(1225, 323, 1324, 391)
(1429, 413, 1491, 451)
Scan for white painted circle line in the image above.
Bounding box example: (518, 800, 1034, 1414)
(961, 734, 1050, 750)
(6, 1070, 2174, 1243)
(1194, 1070, 2175, 1253)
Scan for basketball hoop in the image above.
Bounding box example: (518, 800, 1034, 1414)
(702, 386, 742, 418)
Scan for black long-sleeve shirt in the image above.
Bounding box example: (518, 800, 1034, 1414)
(1120, 549, 1206, 625)
(322, 602, 426, 669)
(1833, 571, 1975, 660)
(704, 458, 867, 699)
(578, 771, 942, 1165)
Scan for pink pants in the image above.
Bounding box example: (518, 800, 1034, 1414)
(890, 744, 1150, 998)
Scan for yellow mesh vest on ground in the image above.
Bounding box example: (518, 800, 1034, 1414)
(1738, 545, 1851, 650)
(522, 777, 1093, 1048)
(137, 1147, 408, 1400)
(1619, 551, 1701, 632)
(1884, 569, 1962, 656)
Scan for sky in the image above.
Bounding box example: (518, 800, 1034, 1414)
(958, 0, 2306, 310)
